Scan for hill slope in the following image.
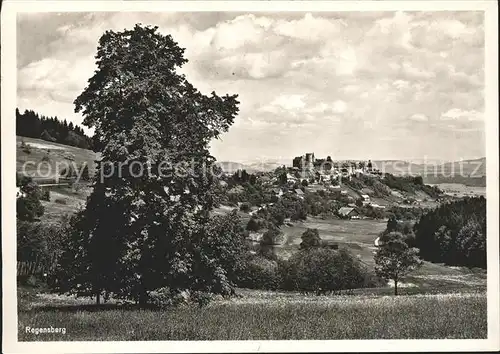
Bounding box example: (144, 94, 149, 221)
(17, 136, 99, 181)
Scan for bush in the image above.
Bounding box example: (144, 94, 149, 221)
(282, 248, 371, 294)
(17, 218, 70, 271)
(17, 196, 44, 221)
(148, 287, 190, 308)
(235, 254, 282, 290)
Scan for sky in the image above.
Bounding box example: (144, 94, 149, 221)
(17, 11, 485, 163)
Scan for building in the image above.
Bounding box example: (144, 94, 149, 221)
(338, 207, 360, 219)
(292, 156, 303, 169)
(271, 188, 284, 198)
(292, 153, 315, 170)
(294, 189, 305, 198)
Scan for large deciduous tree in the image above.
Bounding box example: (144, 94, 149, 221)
(52, 25, 240, 304)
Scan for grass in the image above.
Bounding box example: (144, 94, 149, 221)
(17, 136, 98, 179)
(18, 286, 487, 341)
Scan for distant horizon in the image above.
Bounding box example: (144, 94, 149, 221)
(218, 155, 487, 166)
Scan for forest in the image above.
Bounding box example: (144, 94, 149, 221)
(16, 108, 94, 150)
(414, 197, 486, 268)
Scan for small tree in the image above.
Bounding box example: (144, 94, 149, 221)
(16, 178, 45, 221)
(300, 228, 321, 249)
(17, 196, 44, 222)
(386, 215, 399, 232)
(80, 164, 91, 181)
(279, 171, 287, 185)
(374, 232, 422, 295)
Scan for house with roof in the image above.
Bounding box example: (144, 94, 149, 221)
(294, 188, 305, 198)
(338, 207, 360, 219)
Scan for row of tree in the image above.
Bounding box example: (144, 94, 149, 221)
(16, 108, 94, 150)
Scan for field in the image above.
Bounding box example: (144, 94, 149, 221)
(431, 183, 486, 198)
(18, 286, 486, 341)
(17, 136, 98, 179)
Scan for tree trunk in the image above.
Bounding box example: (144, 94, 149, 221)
(96, 292, 101, 305)
(394, 279, 398, 296)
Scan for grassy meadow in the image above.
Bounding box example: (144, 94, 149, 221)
(18, 286, 486, 341)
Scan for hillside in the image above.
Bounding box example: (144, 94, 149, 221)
(17, 136, 99, 181)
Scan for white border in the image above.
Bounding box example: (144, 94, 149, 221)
(2, 1, 499, 353)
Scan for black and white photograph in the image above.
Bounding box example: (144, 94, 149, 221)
(2, 0, 499, 353)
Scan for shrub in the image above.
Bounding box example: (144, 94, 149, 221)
(17, 218, 70, 271)
(17, 196, 44, 221)
(148, 287, 190, 308)
(235, 254, 282, 290)
(282, 248, 370, 294)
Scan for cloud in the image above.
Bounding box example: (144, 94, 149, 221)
(17, 11, 485, 161)
(441, 108, 483, 122)
(409, 113, 429, 122)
